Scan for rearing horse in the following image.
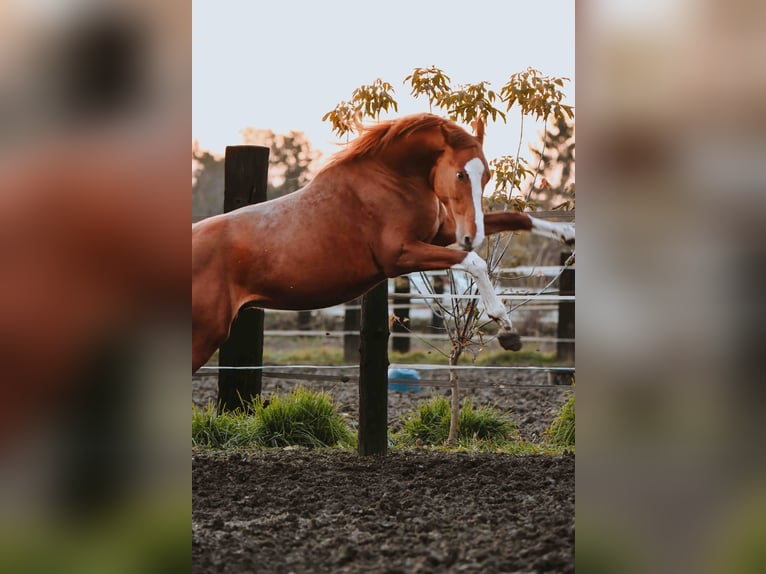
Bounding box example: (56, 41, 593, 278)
(192, 113, 574, 372)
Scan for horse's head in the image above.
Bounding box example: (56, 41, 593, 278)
(431, 117, 490, 251)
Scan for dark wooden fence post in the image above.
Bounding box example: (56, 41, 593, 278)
(430, 274, 445, 330)
(343, 298, 361, 362)
(392, 276, 411, 353)
(297, 310, 312, 331)
(217, 145, 269, 413)
(556, 252, 575, 362)
(358, 281, 389, 456)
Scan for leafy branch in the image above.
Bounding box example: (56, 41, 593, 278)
(322, 78, 399, 138)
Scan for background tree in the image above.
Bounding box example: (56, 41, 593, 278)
(527, 115, 575, 212)
(192, 140, 225, 220)
(240, 128, 322, 199)
(192, 130, 321, 221)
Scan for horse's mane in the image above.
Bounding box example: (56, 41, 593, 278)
(321, 113, 478, 171)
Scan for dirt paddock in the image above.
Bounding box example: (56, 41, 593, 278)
(192, 369, 574, 573)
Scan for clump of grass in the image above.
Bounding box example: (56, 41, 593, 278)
(458, 399, 516, 441)
(395, 395, 516, 447)
(546, 394, 575, 449)
(192, 387, 355, 449)
(254, 387, 355, 448)
(398, 395, 452, 445)
(192, 403, 259, 448)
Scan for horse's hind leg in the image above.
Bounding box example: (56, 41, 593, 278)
(452, 252, 522, 351)
(483, 212, 575, 245)
(529, 216, 575, 245)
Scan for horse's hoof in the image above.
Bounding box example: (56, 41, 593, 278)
(498, 330, 522, 351)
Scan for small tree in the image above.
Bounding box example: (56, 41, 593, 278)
(324, 67, 574, 445)
(404, 66, 451, 112)
(321, 100, 361, 141)
(322, 78, 399, 139)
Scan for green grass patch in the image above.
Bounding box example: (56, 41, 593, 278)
(473, 349, 561, 366)
(192, 387, 355, 449)
(255, 387, 355, 448)
(262, 345, 345, 365)
(394, 395, 517, 448)
(546, 394, 575, 449)
(192, 403, 259, 449)
(259, 342, 564, 368)
(389, 349, 450, 364)
(390, 349, 562, 366)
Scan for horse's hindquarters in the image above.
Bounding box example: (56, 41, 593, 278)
(192, 218, 238, 371)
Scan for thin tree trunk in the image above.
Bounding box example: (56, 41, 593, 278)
(447, 347, 462, 446)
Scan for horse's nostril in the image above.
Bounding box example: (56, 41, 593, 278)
(463, 236, 472, 250)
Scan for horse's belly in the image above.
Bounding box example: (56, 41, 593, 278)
(246, 273, 384, 311)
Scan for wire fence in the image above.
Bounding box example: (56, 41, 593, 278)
(193, 261, 575, 393)
(193, 363, 575, 391)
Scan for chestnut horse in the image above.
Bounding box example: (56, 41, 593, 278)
(192, 113, 574, 372)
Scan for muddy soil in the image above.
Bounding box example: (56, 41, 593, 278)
(193, 450, 574, 573)
(192, 369, 574, 573)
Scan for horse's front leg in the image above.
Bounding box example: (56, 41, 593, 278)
(484, 212, 575, 245)
(391, 242, 521, 351)
(451, 251, 521, 351)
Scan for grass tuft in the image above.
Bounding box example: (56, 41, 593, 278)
(254, 387, 355, 448)
(546, 393, 575, 449)
(395, 395, 516, 447)
(192, 403, 259, 449)
(192, 387, 355, 450)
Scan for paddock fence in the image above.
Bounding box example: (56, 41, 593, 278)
(193, 145, 574, 455)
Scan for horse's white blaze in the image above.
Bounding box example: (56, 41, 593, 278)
(464, 157, 485, 249)
(452, 251, 513, 331)
(529, 216, 575, 243)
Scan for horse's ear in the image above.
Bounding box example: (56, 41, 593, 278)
(471, 116, 486, 145)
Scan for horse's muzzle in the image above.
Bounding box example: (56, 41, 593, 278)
(461, 237, 473, 251)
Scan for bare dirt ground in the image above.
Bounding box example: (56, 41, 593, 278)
(192, 369, 574, 573)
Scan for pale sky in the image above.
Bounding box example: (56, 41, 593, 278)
(192, 0, 575, 165)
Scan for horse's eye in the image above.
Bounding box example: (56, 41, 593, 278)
(456, 172, 465, 182)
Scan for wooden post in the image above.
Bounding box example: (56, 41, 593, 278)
(343, 298, 361, 362)
(217, 146, 269, 413)
(430, 274, 445, 330)
(391, 275, 411, 353)
(297, 311, 312, 331)
(556, 252, 575, 363)
(358, 281, 389, 456)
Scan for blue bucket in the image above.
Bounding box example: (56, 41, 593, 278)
(387, 368, 422, 392)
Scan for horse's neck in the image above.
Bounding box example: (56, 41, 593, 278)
(377, 134, 443, 181)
